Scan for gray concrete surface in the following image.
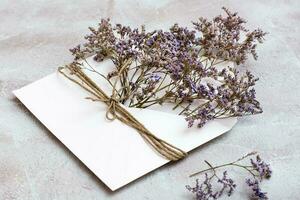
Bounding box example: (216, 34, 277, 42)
(0, 0, 299, 199)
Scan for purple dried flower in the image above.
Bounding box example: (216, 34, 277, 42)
(194, 104, 215, 128)
(217, 171, 236, 197)
(186, 171, 236, 200)
(193, 7, 267, 64)
(251, 155, 272, 180)
(185, 117, 194, 128)
(246, 178, 268, 200)
(149, 74, 161, 83)
(186, 174, 218, 200)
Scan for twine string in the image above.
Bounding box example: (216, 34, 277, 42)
(58, 63, 187, 161)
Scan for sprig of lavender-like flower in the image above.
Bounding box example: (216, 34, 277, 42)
(69, 7, 267, 128)
(187, 152, 272, 199)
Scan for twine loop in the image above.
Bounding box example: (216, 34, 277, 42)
(105, 96, 118, 120)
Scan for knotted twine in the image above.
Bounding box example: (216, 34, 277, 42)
(58, 62, 187, 161)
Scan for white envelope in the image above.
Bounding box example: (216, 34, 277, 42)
(13, 57, 237, 191)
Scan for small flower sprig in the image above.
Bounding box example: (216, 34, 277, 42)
(69, 7, 267, 128)
(187, 152, 272, 200)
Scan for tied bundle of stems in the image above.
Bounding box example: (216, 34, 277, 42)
(68, 7, 267, 129)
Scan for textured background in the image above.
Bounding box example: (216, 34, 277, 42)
(0, 0, 299, 199)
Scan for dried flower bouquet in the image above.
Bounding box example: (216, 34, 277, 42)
(68, 7, 266, 128)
